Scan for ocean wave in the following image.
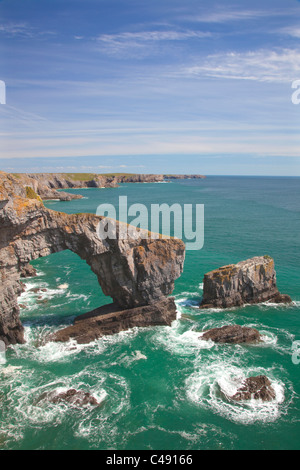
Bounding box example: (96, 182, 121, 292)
(152, 321, 214, 357)
(12, 323, 145, 366)
(175, 297, 201, 309)
(18, 281, 68, 310)
(115, 350, 147, 368)
(185, 364, 291, 425)
(0, 364, 130, 447)
(258, 301, 297, 310)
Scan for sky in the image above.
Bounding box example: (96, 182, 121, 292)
(0, 0, 300, 175)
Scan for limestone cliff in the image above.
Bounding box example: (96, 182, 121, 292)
(0, 172, 185, 346)
(200, 256, 291, 309)
(12, 173, 206, 202)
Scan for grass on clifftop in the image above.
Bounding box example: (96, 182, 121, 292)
(25, 186, 42, 202)
(63, 173, 137, 181)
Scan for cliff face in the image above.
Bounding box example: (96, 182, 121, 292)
(0, 172, 185, 346)
(164, 174, 206, 180)
(200, 256, 291, 309)
(12, 173, 206, 201)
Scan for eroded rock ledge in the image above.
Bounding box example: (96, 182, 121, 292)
(52, 298, 177, 344)
(0, 172, 185, 346)
(200, 256, 292, 309)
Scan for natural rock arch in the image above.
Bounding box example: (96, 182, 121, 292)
(0, 172, 185, 345)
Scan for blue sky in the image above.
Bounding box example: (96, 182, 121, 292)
(0, 0, 300, 175)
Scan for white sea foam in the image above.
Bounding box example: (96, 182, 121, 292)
(58, 283, 69, 290)
(35, 270, 45, 277)
(258, 300, 298, 310)
(185, 364, 288, 425)
(152, 321, 214, 357)
(133, 350, 147, 361)
(175, 297, 200, 308)
(116, 350, 147, 368)
(0, 362, 130, 446)
(18, 281, 68, 310)
(0, 366, 23, 376)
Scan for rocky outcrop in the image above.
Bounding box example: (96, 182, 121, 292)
(52, 298, 177, 344)
(20, 263, 37, 278)
(0, 172, 185, 346)
(229, 376, 276, 402)
(12, 173, 84, 202)
(37, 389, 100, 407)
(200, 256, 292, 309)
(200, 325, 261, 344)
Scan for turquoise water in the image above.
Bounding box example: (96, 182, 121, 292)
(1, 176, 300, 450)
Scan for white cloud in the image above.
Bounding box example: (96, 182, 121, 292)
(182, 49, 300, 83)
(184, 7, 298, 24)
(96, 29, 212, 56)
(0, 22, 56, 38)
(193, 9, 268, 23)
(279, 26, 300, 38)
(0, 22, 34, 37)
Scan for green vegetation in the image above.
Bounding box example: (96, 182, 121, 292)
(25, 186, 42, 202)
(263, 255, 272, 260)
(63, 173, 97, 181)
(99, 173, 136, 177)
(63, 173, 137, 181)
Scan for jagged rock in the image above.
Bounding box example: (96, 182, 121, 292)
(37, 389, 99, 407)
(8, 173, 83, 202)
(28, 287, 48, 294)
(0, 172, 185, 346)
(230, 376, 276, 402)
(200, 256, 292, 309)
(200, 325, 261, 344)
(270, 293, 292, 304)
(52, 297, 177, 344)
(20, 263, 37, 278)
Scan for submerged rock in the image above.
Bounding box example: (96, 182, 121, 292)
(200, 256, 292, 309)
(200, 325, 261, 344)
(229, 376, 276, 402)
(38, 389, 99, 407)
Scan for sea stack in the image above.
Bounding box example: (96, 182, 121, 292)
(200, 256, 292, 309)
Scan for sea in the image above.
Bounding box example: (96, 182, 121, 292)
(0, 176, 300, 450)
